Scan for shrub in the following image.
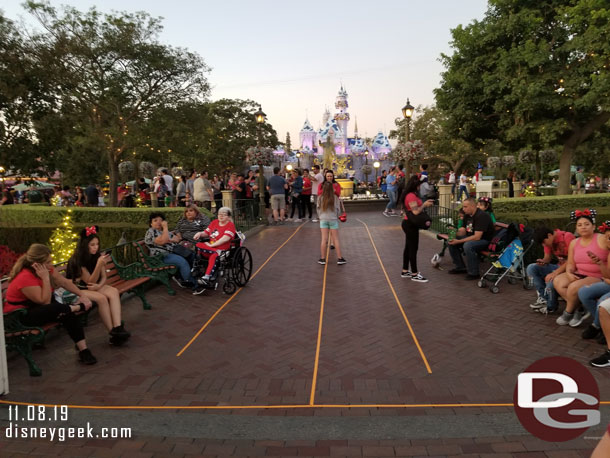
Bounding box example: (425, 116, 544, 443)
(493, 194, 610, 215)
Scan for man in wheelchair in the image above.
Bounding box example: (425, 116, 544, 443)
(192, 206, 238, 291)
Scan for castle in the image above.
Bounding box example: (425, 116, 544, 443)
(297, 86, 392, 159)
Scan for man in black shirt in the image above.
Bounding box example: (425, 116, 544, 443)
(448, 197, 495, 279)
(84, 183, 99, 207)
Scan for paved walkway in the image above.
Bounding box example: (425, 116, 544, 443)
(0, 211, 607, 456)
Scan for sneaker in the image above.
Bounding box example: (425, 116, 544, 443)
(172, 276, 187, 288)
(401, 271, 412, 278)
(382, 211, 391, 217)
(192, 284, 206, 295)
(590, 349, 610, 368)
(529, 296, 547, 309)
(390, 212, 400, 217)
(569, 310, 590, 328)
(197, 275, 211, 285)
(337, 258, 347, 265)
(286, 218, 293, 222)
(78, 348, 97, 365)
(295, 218, 303, 223)
(318, 258, 326, 265)
(110, 325, 131, 340)
(556, 312, 573, 326)
(411, 273, 429, 283)
(582, 324, 601, 340)
(312, 219, 319, 223)
(534, 306, 557, 315)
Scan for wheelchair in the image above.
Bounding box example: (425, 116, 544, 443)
(190, 232, 253, 294)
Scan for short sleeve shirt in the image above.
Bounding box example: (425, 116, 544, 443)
(302, 177, 312, 195)
(268, 175, 287, 195)
(145, 227, 174, 257)
(543, 229, 575, 264)
(471, 209, 495, 241)
(4, 267, 55, 312)
(199, 220, 236, 251)
(404, 193, 422, 221)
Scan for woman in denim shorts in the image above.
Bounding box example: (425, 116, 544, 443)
(316, 181, 346, 266)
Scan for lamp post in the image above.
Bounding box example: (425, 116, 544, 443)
(364, 150, 369, 165)
(296, 152, 301, 168)
(402, 98, 414, 143)
(254, 106, 267, 221)
(373, 161, 380, 190)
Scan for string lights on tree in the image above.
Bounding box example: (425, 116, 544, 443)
(49, 210, 77, 263)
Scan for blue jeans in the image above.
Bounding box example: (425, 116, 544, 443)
(163, 253, 196, 286)
(449, 238, 490, 276)
(525, 263, 559, 310)
(458, 185, 469, 201)
(578, 281, 610, 328)
(385, 189, 397, 211)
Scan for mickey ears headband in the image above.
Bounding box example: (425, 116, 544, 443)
(478, 196, 492, 204)
(81, 226, 99, 238)
(598, 221, 610, 233)
(570, 209, 596, 223)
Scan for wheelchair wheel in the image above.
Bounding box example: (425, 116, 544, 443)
(223, 280, 237, 295)
(232, 246, 253, 287)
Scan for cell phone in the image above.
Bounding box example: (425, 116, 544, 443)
(574, 272, 586, 279)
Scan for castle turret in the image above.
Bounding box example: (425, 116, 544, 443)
(333, 85, 350, 154)
(299, 118, 316, 151)
(322, 107, 331, 125)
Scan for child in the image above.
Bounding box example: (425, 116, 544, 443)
(67, 226, 130, 345)
(477, 196, 496, 223)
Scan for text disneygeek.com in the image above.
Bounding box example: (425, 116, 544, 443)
(4, 422, 132, 441)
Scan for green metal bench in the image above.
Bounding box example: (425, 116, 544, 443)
(132, 241, 178, 296)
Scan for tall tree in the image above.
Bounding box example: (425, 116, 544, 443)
(436, 0, 610, 194)
(24, 1, 210, 205)
(285, 132, 292, 154)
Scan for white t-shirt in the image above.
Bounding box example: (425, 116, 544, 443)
(448, 172, 456, 184)
(163, 174, 173, 195)
(459, 174, 467, 186)
(311, 172, 323, 195)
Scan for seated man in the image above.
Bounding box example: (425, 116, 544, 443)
(526, 226, 574, 314)
(448, 197, 495, 280)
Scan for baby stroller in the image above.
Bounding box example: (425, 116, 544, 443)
(477, 223, 535, 293)
(190, 231, 253, 294)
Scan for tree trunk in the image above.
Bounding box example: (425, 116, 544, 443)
(108, 152, 119, 206)
(557, 145, 575, 195)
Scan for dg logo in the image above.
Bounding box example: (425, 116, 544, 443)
(514, 356, 600, 441)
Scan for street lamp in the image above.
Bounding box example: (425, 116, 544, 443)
(296, 152, 301, 168)
(373, 161, 380, 189)
(402, 98, 414, 142)
(364, 150, 369, 165)
(254, 106, 267, 221)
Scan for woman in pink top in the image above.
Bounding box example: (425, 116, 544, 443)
(554, 209, 610, 327)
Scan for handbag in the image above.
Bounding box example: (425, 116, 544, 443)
(171, 243, 193, 258)
(406, 209, 431, 229)
(338, 199, 347, 223)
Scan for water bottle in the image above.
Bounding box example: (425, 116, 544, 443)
(448, 226, 457, 242)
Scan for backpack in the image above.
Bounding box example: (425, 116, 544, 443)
(570, 174, 577, 186)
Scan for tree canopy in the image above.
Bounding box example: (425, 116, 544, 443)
(436, 0, 610, 194)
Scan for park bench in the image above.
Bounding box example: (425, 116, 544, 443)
(132, 240, 178, 296)
(2, 243, 172, 376)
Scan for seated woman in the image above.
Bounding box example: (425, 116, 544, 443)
(66, 226, 130, 345)
(579, 221, 610, 341)
(193, 206, 237, 288)
(144, 212, 203, 294)
(174, 204, 211, 246)
(4, 244, 97, 364)
(555, 209, 610, 327)
(477, 196, 496, 224)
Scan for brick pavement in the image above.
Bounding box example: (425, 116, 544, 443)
(0, 211, 606, 455)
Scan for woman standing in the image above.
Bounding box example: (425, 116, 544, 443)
(316, 181, 346, 265)
(176, 175, 187, 207)
(383, 167, 398, 217)
(67, 227, 130, 345)
(401, 175, 434, 283)
(301, 169, 313, 220)
(4, 244, 97, 364)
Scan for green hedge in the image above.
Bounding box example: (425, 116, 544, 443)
(0, 206, 213, 226)
(495, 210, 610, 231)
(493, 193, 610, 214)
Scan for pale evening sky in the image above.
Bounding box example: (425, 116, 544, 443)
(2, 0, 489, 148)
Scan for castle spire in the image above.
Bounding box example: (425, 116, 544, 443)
(354, 117, 359, 138)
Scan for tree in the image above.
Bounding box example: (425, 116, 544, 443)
(436, 0, 610, 194)
(285, 132, 292, 155)
(24, 1, 211, 205)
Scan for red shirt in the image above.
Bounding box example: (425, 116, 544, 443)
(302, 177, 312, 196)
(317, 182, 341, 197)
(4, 267, 54, 313)
(196, 220, 237, 251)
(543, 229, 575, 264)
(403, 192, 422, 221)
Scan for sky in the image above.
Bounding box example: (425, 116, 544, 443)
(1, 0, 489, 148)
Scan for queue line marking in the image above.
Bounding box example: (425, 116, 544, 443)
(309, 241, 331, 405)
(357, 219, 432, 374)
(176, 222, 307, 357)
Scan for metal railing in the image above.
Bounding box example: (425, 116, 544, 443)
(429, 205, 458, 234)
(230, 199, 260, 232)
